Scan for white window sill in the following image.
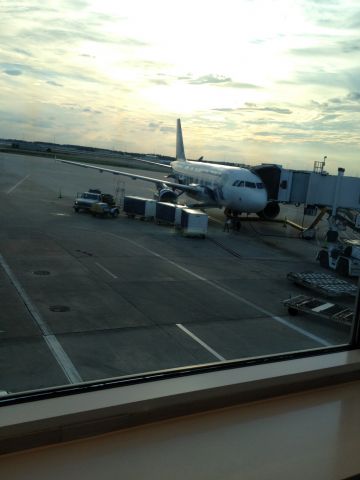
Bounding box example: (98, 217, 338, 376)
(1, 348, 360, 455)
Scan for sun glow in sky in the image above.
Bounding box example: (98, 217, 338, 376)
(1, 0, 360, 173)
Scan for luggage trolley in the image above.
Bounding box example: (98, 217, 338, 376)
(283, 294, 353, 327)
(286, 271, 357, 298)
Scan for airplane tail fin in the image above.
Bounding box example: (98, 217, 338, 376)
(176, 118, 186, 161)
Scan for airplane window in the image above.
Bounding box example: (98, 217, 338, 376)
(256, 183, 264, 189)
(245, 181, 256, 188)
(239, 181, 245, 187)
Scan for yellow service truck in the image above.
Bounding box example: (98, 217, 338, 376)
(89, 202, 119, 218)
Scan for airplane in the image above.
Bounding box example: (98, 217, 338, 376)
(60, 119, 279, 219)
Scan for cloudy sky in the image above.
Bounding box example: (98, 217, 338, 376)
(1, 0, 360, 173)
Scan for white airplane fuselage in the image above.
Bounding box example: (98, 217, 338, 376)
(171, 159, 268, 213)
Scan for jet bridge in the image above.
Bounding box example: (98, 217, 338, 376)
(252, 164, 360, 212)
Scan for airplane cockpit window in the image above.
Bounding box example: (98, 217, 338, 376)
(245, 181, 256, 188)
(256, 183, 264, 189)
(232, 180, 245, 187)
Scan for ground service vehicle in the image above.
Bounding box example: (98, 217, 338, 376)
(73, 190, 115, 212)
(89, 202, 119, 218)
(317, 239, 360, 277)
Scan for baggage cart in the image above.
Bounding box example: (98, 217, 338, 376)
(123, 196, 156, 219)
(283, 294, 353, 326)
(287, 271, 357, 298)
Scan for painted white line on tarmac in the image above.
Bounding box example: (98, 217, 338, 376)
(110, 234, 331, 348)
(95, 262, 118, 279)
(0, 254, 83, 384)
(6, 174, 30, 194)
(176, 323, 226, 361)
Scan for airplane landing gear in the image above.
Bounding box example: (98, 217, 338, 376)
(224, 208, 241, 218)
(223, 208, 242, 232)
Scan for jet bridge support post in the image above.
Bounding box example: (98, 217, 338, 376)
(301, 207, 329, 240)
(323, 167, 346, 242)
(282, 207, 329, 240)
(331, 168, 345, 218)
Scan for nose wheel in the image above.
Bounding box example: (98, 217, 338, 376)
(224, 208, 242, 218)
(224, 208, 242, 231)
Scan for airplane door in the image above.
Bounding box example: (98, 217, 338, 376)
(289, 172, 310, 204)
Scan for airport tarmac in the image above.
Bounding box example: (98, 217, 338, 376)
(0, 152, 357, 393)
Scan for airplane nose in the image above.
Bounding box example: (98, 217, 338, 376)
(253, 193, 268, 212)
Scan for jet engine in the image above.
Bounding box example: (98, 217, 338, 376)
(257, 201, 280, 220)
(157, 188, 178, 203)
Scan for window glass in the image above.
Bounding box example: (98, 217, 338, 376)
(0, 0, 358, 401)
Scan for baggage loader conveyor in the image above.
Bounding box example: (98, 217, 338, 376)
(283, 294, 353, 327)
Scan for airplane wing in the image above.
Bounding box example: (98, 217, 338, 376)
(59, 159, 201, 193)
(133, 157, 172, 169)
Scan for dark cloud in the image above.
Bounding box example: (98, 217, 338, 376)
(150, 79, 169, 85)
(290, 38, 360, 57)
(254, 132, 273, 136)
(82, 107, 102, 114)
(46, 80, 63, 87)
(188, 74, 260, 89)
(318, 114, 340, 122)
(290, 45, 336, 57)
(283, 67, 360, 90)
(348, 13, 360, 29)
(213, 104, 292, 115)
(0, 61, 100, 85)
(3, 5, 57, 15)
(160, 126, 175, 133)
(18, 25, 148, 49)
(347, 91, 360, 101)
(301, 0, 353, 29)
(190, 74, 231, 85)
(3, 68, 22, 76)
(260, 107, 292, 114)
(340, 40, 360, 53)
(148, 122, 161, 130)
(311, 91, 360, 114)
(13, 47, 33, 57)
(327, 97, 342, 104)
(146, 122, 174, 134)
